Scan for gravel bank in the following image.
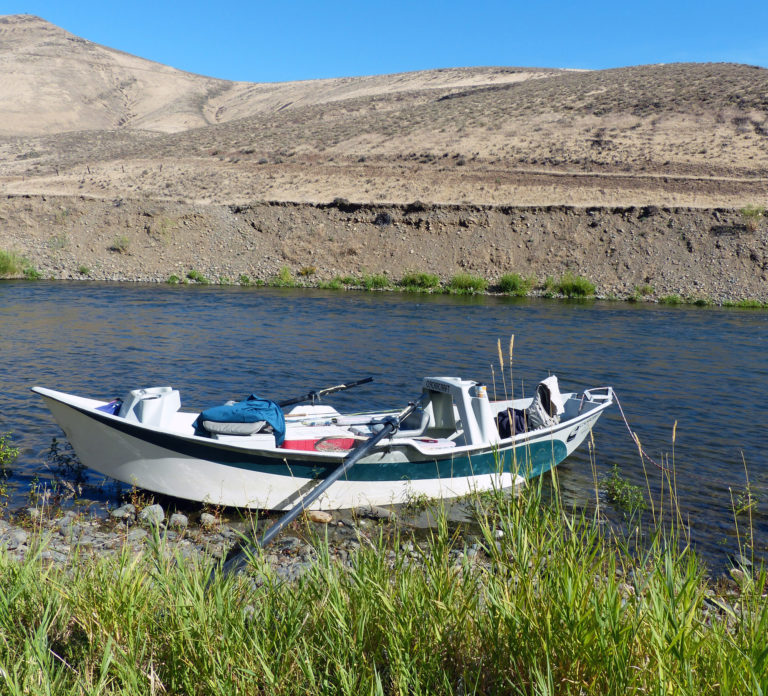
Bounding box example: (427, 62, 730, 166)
(0, 499, 422, 582)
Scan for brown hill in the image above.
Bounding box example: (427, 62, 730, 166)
(1, 15, 767, 301)
(0, 14, 556, 137)
(2, 14, 766, 208)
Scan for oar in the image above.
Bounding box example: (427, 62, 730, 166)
(212, 398, 422, 582)
(277, 377, 373, 408)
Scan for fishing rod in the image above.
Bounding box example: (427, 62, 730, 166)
(277, 377, 373, 408)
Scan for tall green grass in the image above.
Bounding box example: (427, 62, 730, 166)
(0, 250, 25, 277)
(361, 273, 390, 290)
(448, 273, 488, 294)
(497, 273, 534, 296)
(399, 271, 440, 291)
(554, 272, 596, 298)
(0, 480, 765, 694)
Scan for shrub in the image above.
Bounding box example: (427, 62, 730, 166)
(399, 272, 440, 289)
(271, 266, 295, 287)
(556, 272, 595, 298)
(498, 273, 534, 296)
(404, 200, 428, 213)
(238, 274, 251, 286)
(23, 266, 42, 280)
(634, 284, 654, 297)
(318, 278, 343, 290)
(724, 298, 766, 309)
(0, 432, 19, 469)
(689, 296, 712, 307)
(298, 266, 316, 277)
(373, 212, 394, 227)
(186, 270, 209, 284)
(166, 274, 181, 284)
(741, 205, 765, 232)
(108, 236, 130, 254)
(328, 197, 361, 213)
(78, 266, 90, 276)
(48, 232, 68, 249)
(659, 294, 683, 305)
(448, 273, 488, 294)
(362, 273, 390, 290)
(602, 464, 647, 518)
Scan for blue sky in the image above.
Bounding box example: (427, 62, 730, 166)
(4, 0, 768, 82)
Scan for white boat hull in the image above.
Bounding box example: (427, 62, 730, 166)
(33, 383, 613, 510)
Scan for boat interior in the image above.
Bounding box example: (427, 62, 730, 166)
(100, 377, 611, 455)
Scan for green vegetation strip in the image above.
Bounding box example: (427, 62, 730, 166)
(13, 257, 763, 307)
(0, 483, 765, 694)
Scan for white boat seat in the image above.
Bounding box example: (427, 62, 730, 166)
(118, 387, 181, 427)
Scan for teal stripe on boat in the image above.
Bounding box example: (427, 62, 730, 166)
(201, 439, 568, 482)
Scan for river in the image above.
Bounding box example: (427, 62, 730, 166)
(1, 280, 766, 571)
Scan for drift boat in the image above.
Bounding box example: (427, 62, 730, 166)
(33, 376, 613, 511)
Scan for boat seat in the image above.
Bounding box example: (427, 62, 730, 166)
(118, 387, 181, 427)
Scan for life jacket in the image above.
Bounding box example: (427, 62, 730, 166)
(525, 375, 565, 430)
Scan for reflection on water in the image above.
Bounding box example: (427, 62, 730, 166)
(1, 280, 766, 569)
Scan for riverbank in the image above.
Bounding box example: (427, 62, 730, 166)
(1, 483, 765, 694)
(2, 194, 767, 304)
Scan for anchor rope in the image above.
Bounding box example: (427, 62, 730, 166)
(612, 389, 670, 472)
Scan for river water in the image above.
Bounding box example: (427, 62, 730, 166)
(1, 280, 766, 571)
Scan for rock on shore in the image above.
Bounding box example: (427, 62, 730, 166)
(0, 502, 398, 581)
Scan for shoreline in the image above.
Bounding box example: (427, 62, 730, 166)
(4, 274, 765, 310)
(2, 194, 767, 305)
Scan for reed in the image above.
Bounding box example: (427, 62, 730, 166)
(497, 338, 508, 400)
(0, 477, 765, 694)
(722, 298, 767, 309)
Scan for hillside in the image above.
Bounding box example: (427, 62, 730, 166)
(1, 14, 767, 300)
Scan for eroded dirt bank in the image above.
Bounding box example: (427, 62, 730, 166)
(2, 195, 767, 302)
